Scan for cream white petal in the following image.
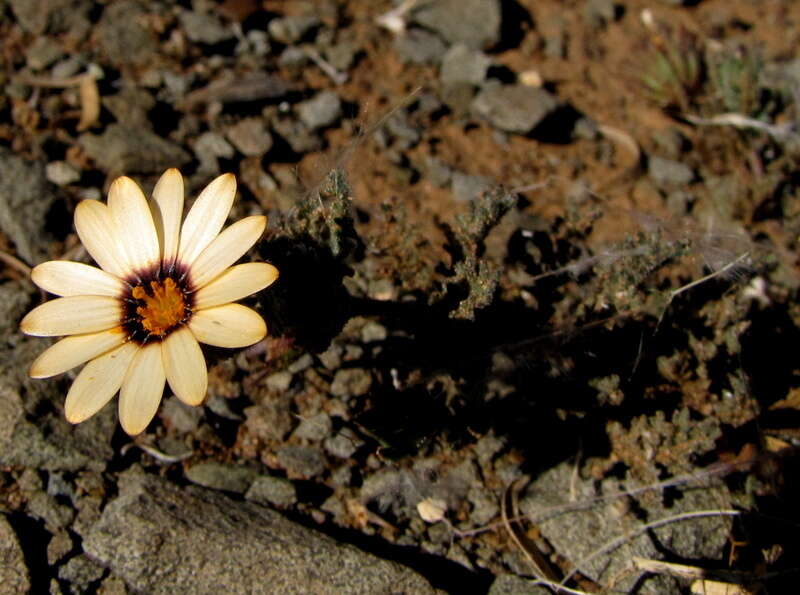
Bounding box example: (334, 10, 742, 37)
(30, 327, 127, 378)
(20, 296, 121, 337)
(119, 342, 166, 436)
(108, 176, 160, 273)
(74, 199, 129, 278)
(188, 303, 267, 348)
(162, 326, 208, 406)
(64, 341, 138, 424)
(151, 168, 184, 266)
(188, 216, 266, 289)
(178, 173, 236, 266)
(194, 262, 279, 310)
(31, 261, 125, 297)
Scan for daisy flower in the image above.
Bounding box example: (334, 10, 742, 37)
(20, 169, 278, 436)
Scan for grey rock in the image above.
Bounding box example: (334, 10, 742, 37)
(17, 468, 43, 493)
(236, 29, 271, 57)
(225, 118, 273, 157)
(162, 70, 191, 98)
(82, 470, 437, 593)
(519, 462, 731, 593)
(413, 0, 501, 49)
(467, 486, 499, 525)
(287, 353, 314, 374)
(27, 491, 75, 531)
(474, 433, 506, 466)
(441, 82, 477, 115)
(194, 131, 235, 174)
(205, 395, 242, 421)
(45, 161, 81, 186)
(185, 462, 257, 494)
(324, 428, 364, 459)
(424, 157, 453, 188)
(159, 396, 203, 434)
(79, 124, 190, 175)
(278, 46, 310, 69)
(394, 28, 448, 65)
(97, 1, 158, 67)
(244, 400, 294, 441)
(58, 554, 105, 591)
(276, 445, 326, 478)
(472, 83, 560, 135)
(265, 370, 293, 391)
(0, 513, 30, 593)
(47, 471, 76, 500)
(488, 574, 550, 594)
(440, 45, 491, 86)
(297, 91, 342, 131)
(585, 0, 618, 28)
(648, 155, 694, 188)
(318, 343, 343, 370)
(0, 371, 115, 471)
(0, 149, 60, 264)
(9, 0, 91, 35)
(324, 40, 359, 72)
(293, 412, 333, 442)
(361, 469, 420, 516)
(451, 171, 493, 202)
(320, 495, 346, 518)
(97, 575, 128, 594)
(330, 465, 354, 487)
(361, 321, 387, 343)
(47, 529, 74, 565)
(183, 72, 290, 106)
(179, 10, 233, 44)
(383, 113, 422, 150)
(245, 475, 297, 508)
(271, 118, 322, 153)
(104, 87, 156, 128)
(330, 368, 372, 399)
(51, 56, 84, 79)
(268, 15, 320, 44)
(25, 36, 63, 70)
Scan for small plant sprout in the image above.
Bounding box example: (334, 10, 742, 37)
(20, 169, 278, 436)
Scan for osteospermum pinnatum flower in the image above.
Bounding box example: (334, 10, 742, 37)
(20, 169, 278, 435)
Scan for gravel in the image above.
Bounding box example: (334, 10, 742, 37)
(267, 15, 320, 44)
(329, 368, 372, 400)
(412, 0, 502, 50)
(292, 412, 333, 441)
(245, 475, 298, 508)
(79, 124, 191, 175)
(472, 83, 561, 134)
(276, 445, 327, 478)
(296, 91, 343, 131)
(179, 10, 233, 44)
(440, 45, 492, 86)
(394, 28, 448, 65)
(226, 118, 274, 157)
(184, 462, 258, 494)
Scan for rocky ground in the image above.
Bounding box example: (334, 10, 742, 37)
(2, 0, 800, 593)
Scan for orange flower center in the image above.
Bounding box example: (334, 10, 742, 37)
(132, 278, 187, 336)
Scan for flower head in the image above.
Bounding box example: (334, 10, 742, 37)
(20, 169, 278, 435)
